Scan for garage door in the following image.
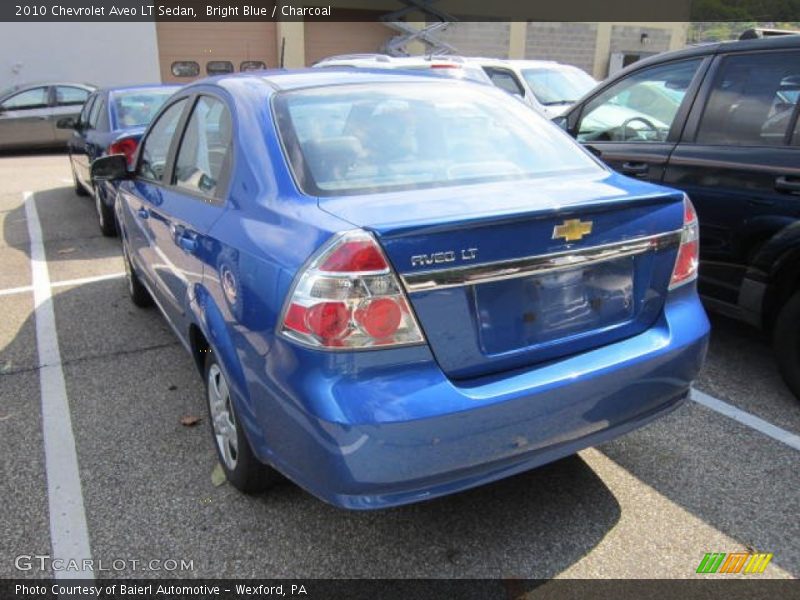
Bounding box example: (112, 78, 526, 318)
(156, 22, 278, 82)
(305, 13, 393, 66)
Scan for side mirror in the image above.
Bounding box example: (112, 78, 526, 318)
(56, 116, 78, 130)
(91, 154, 131, 182)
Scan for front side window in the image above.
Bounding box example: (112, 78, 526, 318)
(577, 59, 702, 143)
(274, 82, 601, 196)
(87, 98, 105, 129)
(483, 67, 525, 96)
(139, 99, 187, 182)
(1, 87, 48, 110)
(696, 51, 800, 146)
(55, 86, 90, 106)
(173, 96, 232, 198)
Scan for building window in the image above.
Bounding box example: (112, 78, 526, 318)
(171, 61, 200, 78)
(206, 61, 234, 75)
(240, 60, 267, 72)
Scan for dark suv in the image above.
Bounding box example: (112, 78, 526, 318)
(559, 35, 800, 399)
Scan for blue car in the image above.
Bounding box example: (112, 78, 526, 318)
(58, 84, 181, 236)
(91, 70, 709, 509)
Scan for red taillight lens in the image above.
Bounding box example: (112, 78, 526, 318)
(306, 302, 349, 341)
(319, 240, 388, 272)
(669, 195, 700, 289)
(355, 297, 402, 339)
(279, 230, 425, 349)
(108, 138, 138, 169)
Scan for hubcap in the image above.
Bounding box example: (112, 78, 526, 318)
(207, 363, 238, 470)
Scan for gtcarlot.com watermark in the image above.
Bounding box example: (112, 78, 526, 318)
(14, 554, 194, 573)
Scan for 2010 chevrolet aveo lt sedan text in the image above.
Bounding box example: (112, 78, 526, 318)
(91, 69, 710, 509)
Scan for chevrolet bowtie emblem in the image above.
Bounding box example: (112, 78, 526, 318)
(553, 219, 593, 242)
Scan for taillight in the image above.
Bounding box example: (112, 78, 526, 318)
(669, 195, 699, 289)
(279, 230, 425, 349)
(108, 138, 138, 169)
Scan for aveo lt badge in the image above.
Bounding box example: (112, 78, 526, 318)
(553, 219, 593, 242)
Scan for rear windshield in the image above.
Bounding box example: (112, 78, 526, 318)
(273, 82, 601, 196)
(111, 89, 178, 129)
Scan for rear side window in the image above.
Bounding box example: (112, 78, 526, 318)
(55, 86, 90, 106)
(139, 99, 187, 182)
(87, 98, 105, 129)
(173, 96, 232, 199)
(274, 82, 600, 196)
(696, 51, 800, 146)
(1, 87, 48, 110)
(78, 96, 95, 126)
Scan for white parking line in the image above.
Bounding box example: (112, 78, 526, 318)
(691, 388, 800, 452)
(24, 191, 94, 580)
(0, 272, 126, 297)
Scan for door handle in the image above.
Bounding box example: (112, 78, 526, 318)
(137, 207, 149, 219)
(177, 233, 198, 254)
(774, 176, 800, 194)
(621, 161, 649, 176)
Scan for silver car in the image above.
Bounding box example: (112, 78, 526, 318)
(0, 82, 95, 150)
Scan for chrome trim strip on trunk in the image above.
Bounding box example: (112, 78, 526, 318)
(401, 229, 683, 293)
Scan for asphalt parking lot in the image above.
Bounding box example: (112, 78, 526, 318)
(1, 153, 798, 580)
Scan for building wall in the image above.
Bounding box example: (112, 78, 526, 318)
(305, 17, 394, 65)
(156, 22, 278, 83)
(610, 24, 673, 55)
(0, 22, 160, 88)
(525, 22, 599, 74)
(434, 21, 511, 58)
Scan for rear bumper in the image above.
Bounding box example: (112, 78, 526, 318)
(246, 284, 709, 509)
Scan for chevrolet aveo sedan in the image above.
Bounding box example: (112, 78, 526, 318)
(92, 70, 709, 509)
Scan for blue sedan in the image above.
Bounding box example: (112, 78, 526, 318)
(92, 70, 709, 509)
(59, 84, 181, 236)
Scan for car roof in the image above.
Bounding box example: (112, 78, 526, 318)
(206, 68, 472, 93)
(0, 81, 96, 99)
(103, 84, 182, 95)
(622, 33, 800, 72)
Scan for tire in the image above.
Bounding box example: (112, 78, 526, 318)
(773, 290, 800, 400)
(94, 184, 117, 237)
(71, 161, 88, 197)
(204, 351, 278, 493)
(122, 243, 153, 308)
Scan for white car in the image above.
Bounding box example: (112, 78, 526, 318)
(464, 58, 598, 117)
(312, 54, 493, 86)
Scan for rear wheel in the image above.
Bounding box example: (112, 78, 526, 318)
(204, 351, 278, 493)
(773, 290, 800, 400)
(123, 244, 152, 308)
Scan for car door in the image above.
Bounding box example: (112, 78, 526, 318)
(569, 57, 709, 182)
(73, 94, 108, 189)
(0, 86, 54, 148)
(146, 94, 232, 333)
(52, 85, 92, 143)
(663, 49, 800, 309)
(117, 97, 190, 307)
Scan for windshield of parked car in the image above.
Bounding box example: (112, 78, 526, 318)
(111, 89, 178, 129)
(522, 67, 597, 105)
(274, 82, 601, 196)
